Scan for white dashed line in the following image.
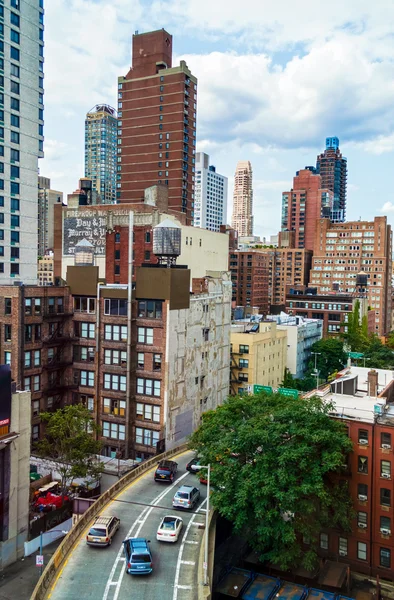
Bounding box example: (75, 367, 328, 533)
(175, 585, 192, 590)
(184, 540, 198, 545)
(180, 560, 196, 566)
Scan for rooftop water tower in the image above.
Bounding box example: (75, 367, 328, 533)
(153, 219, 181, 267)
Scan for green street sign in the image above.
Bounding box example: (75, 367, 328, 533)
(348, 352, 364, 359)
(278, 388, 299, 399)
(254, 385, 273, 394)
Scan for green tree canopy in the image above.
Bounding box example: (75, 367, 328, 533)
(36, 404, 104, 497)
(343, 300, 369, 352)
(190, 393, 354, 571)
(307, 338, 347, 382)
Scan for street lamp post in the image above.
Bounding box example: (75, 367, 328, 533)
(311, 352, 321, 389)
(38, 529, 68, 577)
(363, 357, 370, 368)
(199, 464, 210, 586)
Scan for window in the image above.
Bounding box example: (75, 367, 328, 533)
(24, 351, 31, 368)
(104, 349, 127, 366)
(104, 373, 126, 391)
(136, 403, 160, 423)
(10, 131, 19, 144)
(114, 249, 120, 260)
(381, 488, 391, 507)
(115, 232, 120, 243)
(380, 548, 391, 568)
(10, 63, 19, 78)
(135, 427, 159, 447)
(239, 358, 249, 368)
(33, 400, 40, 417)
(103, 398, 126, 417)
(80, 370, 94, 387)
(104, 324, 127, 341)
(358, 483, 368, 499)
(80, 322, 95, 339)
(25, 298, 32, 315)
(102, 421, 125, 440)
(24, 375, 40, 392)
(74, 297, 96, 313)
(74, 346, 95, 363)
(137, 301, 162, 319)
(381, 460, 391, 478)
(137, 378, 161, 397)
(381, 432, 392, 448)
(4, 351, 10, 366)
(34, 298, 41, 315)
(357, 542, 367, 561)
(10, 13, 20, 27)
(81, 395, 94, 411)
(33, 350, 41, 367)
(10, 263, 18, 275)
(104, 298, 127, 316)
(11, 1, 20, 9)
(11, 165, 19, 179)
(358, 511, 367, 527)
(137, 327, 153, 344)
(339, 537, 348, 556)
(4, 325, 11, 341)
(320, 533, 328, 550)
(203, 328, 209, 342)
(10, 30, 20, 44)
(358, 429, 368, 444)
(11, 215, 19, 227)
(145, 231, 151, 243)
(10, 46, 19, 61)
(10, 148, 19, 161)
(10, 97, 19, 112)
(32, 425, 39, 442)
(137, 353, 144, 369)
(380, 516, 391, 532)
(11, 199, 19, 211)
(4, 298, 11, 315)
(153, 354, 161, 371)
(239, 344, 249, 354)
(11, 231, 19, 243)
(358, 456, 368, 474)
(144, 250, 150, 261)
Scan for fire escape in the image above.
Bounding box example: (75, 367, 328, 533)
(42, 291, 76, 409)
(230, 346, 242, 396)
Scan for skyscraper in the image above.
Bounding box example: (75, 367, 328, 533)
(281, 167, 333, 250)
(85, 104, 117, 204)
(0, 0, 44, 283)
(38, 176, 63, 256)
(194, 152, 228, 231)
(231, 161, 253, 237)
(117, 29, 197, 224)
(316, 137, 347, 222)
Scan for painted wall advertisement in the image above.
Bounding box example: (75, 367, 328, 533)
(63, 210, 108, 256)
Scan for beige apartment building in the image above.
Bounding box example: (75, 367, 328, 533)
(37, 254, 54, 286)
(230, 321, 287, 396)
(231, 161, 253, 237)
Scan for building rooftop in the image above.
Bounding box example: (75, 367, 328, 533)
(266, 313, 323, 327)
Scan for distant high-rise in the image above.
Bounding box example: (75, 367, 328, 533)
(281, 167, 333, 250)
(85, 104, 117, 204)
(0, 1, 44, 283)
(194, 152, 228, 231)
(231, 161, 253, 237)
(117, 29, 197, 224)
(316, 137, 347, 222)
(38, 177, 63, 256)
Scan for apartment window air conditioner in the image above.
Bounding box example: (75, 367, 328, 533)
(358, 523, 367, 529)
(359, 439, 368, 445)
(358, 494, 367, 502)
(339, 550, 347, 557)
(382, 473, 391, 479)
(382, 444, 391, 450)
(380, 528, 391, 536)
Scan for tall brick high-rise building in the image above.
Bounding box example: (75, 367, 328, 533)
(117, 29, 197, 224)
(316, 137, 347, 222)
(281, 168, 333, 251)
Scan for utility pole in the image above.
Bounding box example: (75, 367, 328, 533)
(311, 352, 321, 390)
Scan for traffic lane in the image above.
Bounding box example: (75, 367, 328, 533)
(48, 452, 195, 600)
(116, 477, 207, 600)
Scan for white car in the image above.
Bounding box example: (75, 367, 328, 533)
(156, 515, 183, 543)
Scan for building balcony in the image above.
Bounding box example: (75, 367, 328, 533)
(43, 309, 73, 320)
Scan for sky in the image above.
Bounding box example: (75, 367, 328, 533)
(42, 0, 394, 240)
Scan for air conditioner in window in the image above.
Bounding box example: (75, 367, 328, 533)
(358, 523, 367, 529)
(359, 439, 368, 445)
(382, 473, 391, 479)
(358, 494, 367, 502)
(382, 444, 392, 450)
(339, 550, 347, 557)
(380, 528, 391, 536)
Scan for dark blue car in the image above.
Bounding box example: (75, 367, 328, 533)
(123, 537, 153, 575)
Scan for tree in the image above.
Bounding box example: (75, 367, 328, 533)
(36, 404, 104, 498)
(364, 337, 394, 369)
(343, 300, 369, 351)
(190, 392, 354, 571)
(307, 338, 347, 382)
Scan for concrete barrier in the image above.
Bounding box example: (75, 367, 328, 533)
(31, 443, 189, 600)
(198, 510, 217, 600)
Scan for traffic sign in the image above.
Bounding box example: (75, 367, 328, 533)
(278, 388, 299, 399)
(36, 555, 44, 567)
(254, 385, 273, 394)
(348, 352, 364, 359)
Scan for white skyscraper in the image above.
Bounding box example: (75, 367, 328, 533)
(231, 161, 253, 237)
(0, 0, 44, 283)
(194, 152, 228, 231)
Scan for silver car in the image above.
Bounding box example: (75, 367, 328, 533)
(172, 485, 200, 510)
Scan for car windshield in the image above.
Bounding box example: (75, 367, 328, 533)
(89, 527, 106, 536)
(156, 468, 170, 474)
(132, 554, 151, 563)
(162, 521, 175, 530)
(176, 492, 189, 499)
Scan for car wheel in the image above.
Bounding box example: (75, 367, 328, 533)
(108, 538, 112, 546)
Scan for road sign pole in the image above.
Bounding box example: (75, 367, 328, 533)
(40, 531, 43, 577)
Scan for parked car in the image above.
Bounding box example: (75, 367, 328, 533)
(156, 515, 183, 542)
(86, 515, 120, 547)
(186, 457, 202, 472)
(154, 460, 178, 483)
(172, 485, 200, 509)
(123, 538, 153, 575)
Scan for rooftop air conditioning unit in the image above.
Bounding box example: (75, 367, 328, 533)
(382, 473, 391, 479)
(358, 523, 367, 529)
(359, 439, 368, 445)
(339, 550, 347, 557)
(358, 494, 367, 502)
(381, 528, 391, 536)
(382, 444, 391, 450)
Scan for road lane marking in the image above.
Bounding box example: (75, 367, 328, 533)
(180, 560, 196, 566)
(172, 497, 207, 600)
(185, 540, 198, 545)
(175, 585, 192, 590)
(191, 522, 205, 527)
(103, 470, 190, 600)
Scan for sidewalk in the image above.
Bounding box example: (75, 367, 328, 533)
(0, 540, 61, 600)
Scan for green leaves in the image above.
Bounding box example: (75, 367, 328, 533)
(190, 392, 353, 571)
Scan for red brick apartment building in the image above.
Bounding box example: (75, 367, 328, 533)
(229, 250, 270, 313)
(305, 367, 394, 580)
(117, 29, 197, 224)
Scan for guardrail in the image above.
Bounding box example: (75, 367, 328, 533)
(198, 510, 217, 600)
(31, 443, 189, 600)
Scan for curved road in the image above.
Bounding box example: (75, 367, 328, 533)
(47, 451, 206, 600)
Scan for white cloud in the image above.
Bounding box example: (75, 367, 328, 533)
(381, 202, 394, 213)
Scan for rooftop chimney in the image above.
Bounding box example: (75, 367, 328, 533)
(368, 369, 378, 397)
